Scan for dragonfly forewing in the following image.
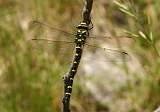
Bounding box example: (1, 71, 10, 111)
(29, 20, 76, 42)
(30, 20, 117, 42)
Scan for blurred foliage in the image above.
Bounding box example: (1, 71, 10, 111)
(0, 0, 160, 112)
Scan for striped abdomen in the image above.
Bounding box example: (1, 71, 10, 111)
(64, 23, 88, 100)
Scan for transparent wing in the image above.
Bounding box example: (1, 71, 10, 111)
(82, 43, 131, 62)
(29, 20, 75, 41)
(30, 38, 75, 64)
(85, 31, 132, 63)
(29, 20, 131, 43)
(87, 32, 133, 47)
(29, 21, 76, 64)
(29, 21, 116, 41)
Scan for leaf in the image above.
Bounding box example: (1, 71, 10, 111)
(114, 0, 137, 19)
(122, 29, 139, 38)
(119, 8, 137, 19)
(139, 31, 147, 40)
(149, 30, 153, 42)
(114, 1, 129, 10)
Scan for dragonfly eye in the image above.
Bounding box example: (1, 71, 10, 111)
(76, 23, 88, 30)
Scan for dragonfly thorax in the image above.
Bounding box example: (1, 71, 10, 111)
(75, 29, 88, 45)
(74, 22, 89, 45)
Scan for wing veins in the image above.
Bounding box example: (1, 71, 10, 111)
(85, 43, 128, 54)
(32, 38, 74, 44)
(31, 20, 74, 36)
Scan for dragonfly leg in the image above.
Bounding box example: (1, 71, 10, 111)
(63, 73, 70, 83)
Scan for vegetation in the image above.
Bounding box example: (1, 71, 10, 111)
(0, 0, 160, 112)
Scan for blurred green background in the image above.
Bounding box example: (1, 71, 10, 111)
(0, 0, 160, 112)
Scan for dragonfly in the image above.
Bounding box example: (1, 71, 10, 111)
(30, 20, 131, 106)
(29, 20, 130, 64)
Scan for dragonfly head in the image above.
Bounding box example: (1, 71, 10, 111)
(76, 22, 88, 30)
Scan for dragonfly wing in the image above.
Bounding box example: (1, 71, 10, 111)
(29, 20, 77, 64)
(30, 38, 76, 64)
(83, 43, 130, 62)
(29, 20, 75, 41)
(29, 20, 77, 59)
(88, 30, 133, 46)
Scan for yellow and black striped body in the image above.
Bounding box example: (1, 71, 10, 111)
(63, 22, 89, 101)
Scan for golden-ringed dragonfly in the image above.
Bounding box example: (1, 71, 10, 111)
(30, 20, 131, 63)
